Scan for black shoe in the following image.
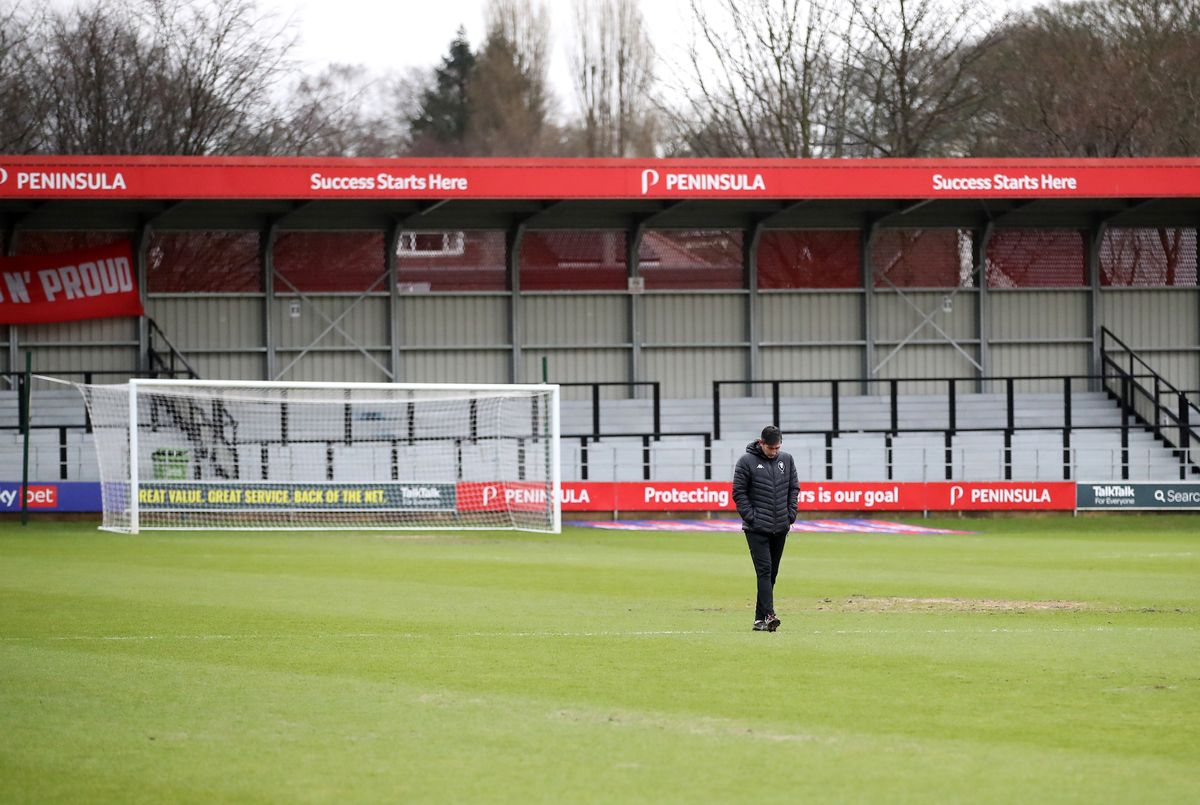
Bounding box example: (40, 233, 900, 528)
(752, 619, 768, 631)
(766, 612, 781, 632)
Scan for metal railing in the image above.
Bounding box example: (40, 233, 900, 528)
(147, 318, 200, 380)
(711, 371, 1199, 481)
(557, 381, 661, 440)
(713, 374, 1162, 440)
(566, 430, 711, 480)
(1100, 327, 1200, 473)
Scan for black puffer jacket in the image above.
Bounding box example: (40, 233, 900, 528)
(732, 440, 799, 534)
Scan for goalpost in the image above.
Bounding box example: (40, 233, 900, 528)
(72, 379, 561, 533)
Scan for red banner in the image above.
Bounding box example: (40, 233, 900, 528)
(0, 241, 143, 324)
(457, 481, 1075, 513)
(797, 482, 926, 511)
(2, 156, 1200, 200)
(927, 481, 1075, 511)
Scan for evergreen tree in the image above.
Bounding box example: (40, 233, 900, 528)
(409, 28, 477, 154)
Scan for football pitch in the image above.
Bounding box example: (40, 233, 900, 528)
(1, 517, 1197, 803)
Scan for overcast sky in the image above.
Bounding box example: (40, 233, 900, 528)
(276, 0, 694, 114)
(275, 0, 1048, 116)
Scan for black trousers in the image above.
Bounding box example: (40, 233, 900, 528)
(744, 528, 787, 620)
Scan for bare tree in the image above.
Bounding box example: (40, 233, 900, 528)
(664, 0, 843, 157)
(0, 2, 46, 152)
(37, 1, 164, 153)
(140, 0, 296, 154)
(840, 0, 1005, 157)
(252, 65, 419, 157)
(465, 0, 555, 155)
(21, 0, 298, 155)
(569, 0, 657, 157)
(974, 0, 1200, 157)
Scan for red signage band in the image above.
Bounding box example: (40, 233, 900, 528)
(454, 481, 1076, 513)
(2, 156, 1199, 200)
(924, 481, 1076, 511)
(0, 241, 143, 325)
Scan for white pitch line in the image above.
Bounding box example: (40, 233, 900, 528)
(0, 626, 1186, 643)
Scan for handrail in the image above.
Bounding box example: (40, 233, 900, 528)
(565, 429, 711, 481)
(1100, 326, 1200, 472)
(711, 373, 1158, 441)
(557, 381, 661, 440)
(147, 318, 200, 379)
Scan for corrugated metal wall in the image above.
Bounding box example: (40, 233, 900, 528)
(1100, 289, 1200, 390)
(761, 294, 860, 342)
(991, 291, 1089, 341)
(875, 291, 978, 343)
(401, 295, 508, 347)
(274, 296, 389, 349)
(400, 350, 509, 384)
(521, 348, 628, 397)
(875, 346, 981, 391)
(8, 226, 1197, 405)
(643, 294, 744, 344)
(643, 348, 745, 399)
(989, 346, 1091, 380)
(759, 347, 859, 387)
(524, 295, 625, 345)
(146, 296, 263, 380)
(16, 318, 137, 382)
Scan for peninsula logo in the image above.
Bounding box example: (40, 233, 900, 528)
(0, 167, 7, 185)
(640, 168, 765, 195)
(948, 484, 1053, 506)
(12, 170, 126, 191)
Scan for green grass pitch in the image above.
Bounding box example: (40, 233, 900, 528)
(1, 516, 1197, 803)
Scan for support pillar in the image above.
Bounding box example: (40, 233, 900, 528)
(507, 224, 526, 383)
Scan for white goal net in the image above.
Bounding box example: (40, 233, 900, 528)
(72, 379, 560, 533)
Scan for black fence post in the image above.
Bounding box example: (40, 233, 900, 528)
(947, 378, 957, 436)
(703, 433, 712, 481)
(1006, 377, 1015, 432)
(1153, 376, 1162, 437)
(1120, 375, 1131, 480)
(944, 431, 953, 480)
(592, 383, 601, 439)
(824, 432, 834, 481)
(1179, 393, 1191, 478)
(580, 436, 589, 481)
(889, 379, 899, 435)
(1004, 430, 1012, 481)
(885, 433, 893, 481)
(652, 382, 661, 441)
(1063, 376, 1073, 480)
(772, 381, 780, 430)
(712, 382, 721, 441)
(830, 380, 840, 437)
(58, 426, 68, 480)
(642, 435, 650, 481)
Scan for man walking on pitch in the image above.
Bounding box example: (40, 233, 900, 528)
(732, 425, 799, 632)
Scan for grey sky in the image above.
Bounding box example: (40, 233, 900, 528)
(279, 0, 693, 114)
(278, 0, 1048, 116)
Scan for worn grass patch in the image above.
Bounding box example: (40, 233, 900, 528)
(818, 595, 1089, 612)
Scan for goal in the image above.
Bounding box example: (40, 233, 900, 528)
(73, 379, 561, 533)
